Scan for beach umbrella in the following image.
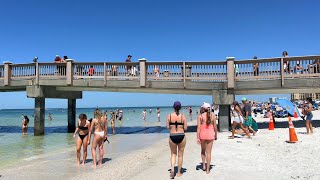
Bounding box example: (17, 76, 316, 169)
(276, 99, 301, 117)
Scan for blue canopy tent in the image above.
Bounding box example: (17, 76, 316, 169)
(276, 99, 301, 117)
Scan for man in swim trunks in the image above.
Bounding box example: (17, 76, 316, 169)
(242, 98, 256, 135)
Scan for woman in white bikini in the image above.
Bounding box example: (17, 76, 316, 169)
(230, 101, 251, 139)
(88, 109, 107, 167)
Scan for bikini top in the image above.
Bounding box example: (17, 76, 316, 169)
(169, 114, 184, 131)
(78, 121, 88, 130)
(79, 126, 88, 130)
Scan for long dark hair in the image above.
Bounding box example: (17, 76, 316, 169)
(306, 97, 313, 104)
(174, 106, 181, 115)
(204, 108, 211, 125)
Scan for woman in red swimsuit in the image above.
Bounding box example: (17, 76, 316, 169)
(197, 102, 217, 174)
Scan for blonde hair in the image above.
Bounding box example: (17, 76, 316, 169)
(94, 109, 103, 120)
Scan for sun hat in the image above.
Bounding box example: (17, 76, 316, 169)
(242, 97, 247, 102)
(173, 101, 181, 108)
(201, 102, 211, 109)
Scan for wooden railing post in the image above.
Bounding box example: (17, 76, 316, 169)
(280, 58, 284, 87)
(4, 61, 12, 86)
(139, 58, 147, 87)
(226, 57, 235, 89)
(66, 59, 74, 86)
(104, 62, 107, 86)
(183, 62, 186, 88)
(35, 62, 39, 86)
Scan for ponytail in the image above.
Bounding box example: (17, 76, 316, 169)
(206, 110, 211, 125)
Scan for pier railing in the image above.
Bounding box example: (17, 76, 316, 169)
(233, 55, 320, 82)
(2, 55, 320, 87)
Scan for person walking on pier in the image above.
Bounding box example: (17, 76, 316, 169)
(197, 102, 217, 174)
(167, 101, 187, 178)
(282, 51, 291, 73)
(73, 114, 90, 165)
(21, 114, 29, 135)
(253, 56, 259, 76)
(125, 55, 132, 76)
(88, 109, 108, 167)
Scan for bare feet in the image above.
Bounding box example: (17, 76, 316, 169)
(170, 170, 174, 179)
(77, 161, 80, 166)
(206, 170, 210, 174)
(177, 173, 182, 177)
(81, 161, 86, 165)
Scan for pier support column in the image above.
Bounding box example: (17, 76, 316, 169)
(34, 97, 45, 136)
(212, 90, 234, 132)
(68, 99, 76, 133)
(218, 105, 231, 132)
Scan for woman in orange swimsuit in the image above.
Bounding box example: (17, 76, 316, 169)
(197, 102, 217, 174)
(166, 101, 187, 178)
(73, 114, 90, 165)
(88, 109, 107, 167)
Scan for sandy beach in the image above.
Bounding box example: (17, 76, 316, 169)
(1, 111, 320, 180)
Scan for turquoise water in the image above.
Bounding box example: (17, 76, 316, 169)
(0, 106, 198, 168)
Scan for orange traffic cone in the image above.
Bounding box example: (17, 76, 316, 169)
(294, 107, 298, 119)
(288, 116, 298, 143)
(268, 112, 274, 130)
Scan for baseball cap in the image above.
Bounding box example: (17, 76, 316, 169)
(173, 101, 181, 108)
(242, 97, 247, 101)
(201, 102, 211, 109)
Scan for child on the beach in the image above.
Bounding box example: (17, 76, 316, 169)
(73, 114, 90, 165)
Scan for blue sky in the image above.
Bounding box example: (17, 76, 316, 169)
(0, 0, 318, 109)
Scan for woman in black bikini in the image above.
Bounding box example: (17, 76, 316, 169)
(73, 114, 90, 165)
(166, 101, 187, 178)
(21, 114, 29, 135)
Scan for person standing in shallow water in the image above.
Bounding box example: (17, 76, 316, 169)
(166, 101, 187, 178)
(157, 107, 161, 122)
(88, 109, 107, 167)
(142, 109, 147, 121)
(110, 111, 116, 135)
(73, 114, 90, 165)
(21, 114, 29, 135)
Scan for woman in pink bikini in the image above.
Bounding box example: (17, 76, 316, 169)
(197, 102, 217, 174)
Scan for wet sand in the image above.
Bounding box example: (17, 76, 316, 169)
(1, 111, 320, 180)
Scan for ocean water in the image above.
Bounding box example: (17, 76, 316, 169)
(0, 106, 199, 168)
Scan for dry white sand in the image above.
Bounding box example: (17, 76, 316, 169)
(1, 111, 320, 180)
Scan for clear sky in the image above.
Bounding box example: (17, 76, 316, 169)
(0, 0, 319, 109)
